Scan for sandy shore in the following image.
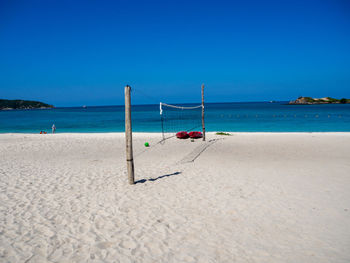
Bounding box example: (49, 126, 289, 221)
(0, 132, 350, 262)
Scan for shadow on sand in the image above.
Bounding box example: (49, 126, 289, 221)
(136, 172, 182, 184)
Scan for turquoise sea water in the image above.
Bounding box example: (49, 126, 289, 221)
(1, 102, 350, 133)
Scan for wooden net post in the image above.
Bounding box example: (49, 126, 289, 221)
(125, 85, 135, 184)
(201, 84, 206, 141)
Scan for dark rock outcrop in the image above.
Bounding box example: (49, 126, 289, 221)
(289, 97, 350, 105)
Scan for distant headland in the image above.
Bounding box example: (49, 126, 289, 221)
(289, 97, 350, 105)
(0, 99, 54, 110)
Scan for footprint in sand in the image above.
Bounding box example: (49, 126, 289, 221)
(119, 239, 137, 250)
(94, 216, 105, 230)
(78, 222, 89, 234)
(48, 248, 63, 262)
(96, 241, 114, 249)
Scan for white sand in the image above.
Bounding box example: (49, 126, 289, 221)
(0, 132, 350, 262)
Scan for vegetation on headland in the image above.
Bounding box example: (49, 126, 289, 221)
(289, 97, 350, 105)
(0, 99, 54, 110)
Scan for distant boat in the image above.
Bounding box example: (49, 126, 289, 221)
(82, 105, 87, 108)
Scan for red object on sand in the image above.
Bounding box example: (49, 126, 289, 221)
(176, 131, 189, 139)
(189, 131, 203, 139)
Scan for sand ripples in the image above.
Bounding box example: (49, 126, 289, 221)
(1, 133, 350, 262)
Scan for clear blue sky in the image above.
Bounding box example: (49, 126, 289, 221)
(1, 0, 349, 106)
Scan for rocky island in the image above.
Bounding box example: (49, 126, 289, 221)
(0, 99, 54, 110)
(289, 97, 350, 105)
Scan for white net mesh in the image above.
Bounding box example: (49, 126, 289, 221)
(160, 102, 203, 140)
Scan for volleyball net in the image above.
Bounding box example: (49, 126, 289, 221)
(160, 102, 203, 140)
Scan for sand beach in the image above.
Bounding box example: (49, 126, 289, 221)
(0, 132, 350, 262)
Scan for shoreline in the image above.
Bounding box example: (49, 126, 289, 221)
(2, 131, 350, 136)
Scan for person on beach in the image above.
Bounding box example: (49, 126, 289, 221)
(52, 124, 56, 134)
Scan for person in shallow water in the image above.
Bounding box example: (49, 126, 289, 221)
(52, 124, 56, 134)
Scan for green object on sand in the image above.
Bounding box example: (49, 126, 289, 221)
(216, 132, 231, 136)
(144, 142, 150, 147)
